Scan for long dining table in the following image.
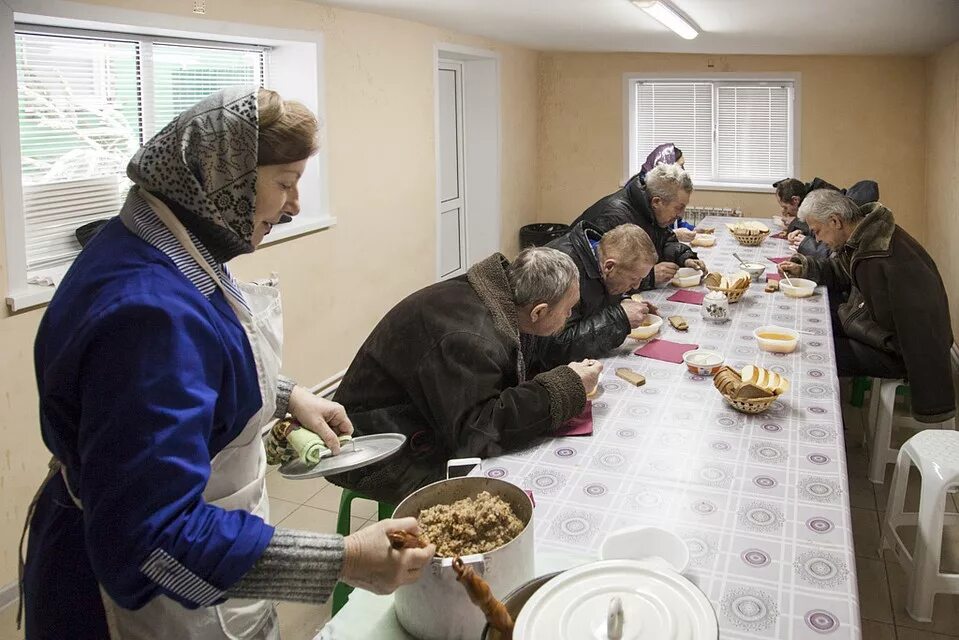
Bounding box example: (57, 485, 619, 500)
(319, 216, 861, 640)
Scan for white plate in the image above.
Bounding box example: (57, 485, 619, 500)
(513, 560, 718, 640)
(277, 433, 406, 479)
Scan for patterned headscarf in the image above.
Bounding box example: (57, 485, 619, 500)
(127, 86, 259, 263)
(641, 143, 679, 174)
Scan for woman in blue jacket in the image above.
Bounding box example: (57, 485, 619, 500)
(21, 87, 433, 639)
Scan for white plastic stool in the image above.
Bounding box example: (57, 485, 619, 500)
(881, 430, 959, 622)
(865, 378, 955, 484)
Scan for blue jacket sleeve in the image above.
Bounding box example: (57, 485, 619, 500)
(74, 294, 274, 610)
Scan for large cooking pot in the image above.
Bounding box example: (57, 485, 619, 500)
(482, 560, 720, 640)
(393, 476, 535, 640)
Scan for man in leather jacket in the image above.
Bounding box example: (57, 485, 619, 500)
(573, 164, 706, 289)
(531, 222, 657, 368)
(780, 190, 954, 424)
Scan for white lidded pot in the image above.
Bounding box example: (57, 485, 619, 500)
(512, 559, 718, 640)
(484, 526, 718, 640)
(393, 471, 535, 640)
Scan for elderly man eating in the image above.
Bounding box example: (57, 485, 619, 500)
(573, 164, 706, 289)
(780, 190, 955, 425)
(330, 248, 603, 503)
(529, 222, 657, 368)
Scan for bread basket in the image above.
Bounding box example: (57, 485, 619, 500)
(704, 272, 750, 303)
(724, 395, 778, 414)
(730, 229, 769, 246)
(713, 365, 786, 415)
(727, 222, 771, 247)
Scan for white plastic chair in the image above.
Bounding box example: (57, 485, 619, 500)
(881, 430, 959, 622)
(864, 343, 959, 483)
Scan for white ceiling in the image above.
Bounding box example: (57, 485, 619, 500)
(317, 0, 959, 55)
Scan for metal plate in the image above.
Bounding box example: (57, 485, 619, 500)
(277, 433, 406, 480)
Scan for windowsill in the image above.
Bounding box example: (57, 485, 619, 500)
(690, 182, 775, 194)
(5, 215, 337, 312)
(258, 215, 336, 247)
(5, 282, 57, 312)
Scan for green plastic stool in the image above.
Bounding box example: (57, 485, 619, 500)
(850, 376, 871, 407)
(331, 489, 396, 615)
(850, 377, 910, 408)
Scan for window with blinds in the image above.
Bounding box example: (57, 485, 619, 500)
(629, 78, 795, 188)
(14, 26, 266, 275)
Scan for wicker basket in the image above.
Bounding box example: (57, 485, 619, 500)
(704, 284, 746, 303)
(724, 394, 778, 414)
(731, 230, 769, 247)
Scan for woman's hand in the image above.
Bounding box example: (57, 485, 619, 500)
(341, 518, 436, 595)
(288, 385, 354, 454)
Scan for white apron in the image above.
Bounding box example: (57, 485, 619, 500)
(94, 191, 283, 640)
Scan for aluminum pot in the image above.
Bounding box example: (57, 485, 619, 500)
(393, 476, 535, 640)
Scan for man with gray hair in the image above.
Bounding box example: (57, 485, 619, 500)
(780, 190, 955, 424)
(530, 222, 658, 368)
(330, 249, 603, 502)
(573, 163, 707, 289)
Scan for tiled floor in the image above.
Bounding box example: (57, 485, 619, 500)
(2, 397, 957, 640)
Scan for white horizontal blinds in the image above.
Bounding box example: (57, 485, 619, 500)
(15, 31, 141, 271)
(634, 81, 713, 180)
(150, 43, 265, 136)
(716, 84, 791, 182)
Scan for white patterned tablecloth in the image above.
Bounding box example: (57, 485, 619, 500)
(319, 217, 860, 640)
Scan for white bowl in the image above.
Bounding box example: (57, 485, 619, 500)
(671, 267, 702, 288)
(599, 525, 690, 574)
(628, 314, 663, 340)
(739, 262, 766, 282)
(682, 349, 725, 375)
(780, 277, 816, 298)
(753, 325, 799, 353)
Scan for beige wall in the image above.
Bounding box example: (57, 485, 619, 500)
(537, 53, 928, 237)
(0, 0, 539, 586)
(925, 40, 959, 338)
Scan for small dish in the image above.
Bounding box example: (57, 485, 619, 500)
(753, 326, 800, 353)
(682, 349, 725, 376)
(780, 277, 816, 298)
(629, 314, 663, 340)
(739, 262, 765, 282)
(670, 267, 702, 288)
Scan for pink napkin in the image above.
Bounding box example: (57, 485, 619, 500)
(768, 256, 791, 264)
(667, 289, 706, 305)
(634, 338, 700, 364)
(766, 272, 782, 282)
(555, 402, 593, 437)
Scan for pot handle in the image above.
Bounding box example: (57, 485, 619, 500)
(446, 457, 481, 479)
(434, 553, 487, 576)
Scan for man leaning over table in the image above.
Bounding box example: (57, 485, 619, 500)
(329, 247, 603, 504)
(572, 163, 707, 289)
(779, 189, 955, 424)
(527, 222, 658, 369)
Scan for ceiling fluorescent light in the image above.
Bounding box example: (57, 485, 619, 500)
(632, 1, 699, 40)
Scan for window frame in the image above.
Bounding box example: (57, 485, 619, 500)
(623, 72, 801, 194)
(0, 0, 332, 312)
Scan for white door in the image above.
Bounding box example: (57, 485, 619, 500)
(437, 60, 467, 279)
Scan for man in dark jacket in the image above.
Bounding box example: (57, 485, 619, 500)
(330, 248, 602, 503)
(531, 222, 657, 368)
(776, 177, 880, 258)
(572, 164, 706, 290)
(780, 190, 955, 424)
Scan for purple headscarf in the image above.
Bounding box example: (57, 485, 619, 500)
(641, 143, 679, 174)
